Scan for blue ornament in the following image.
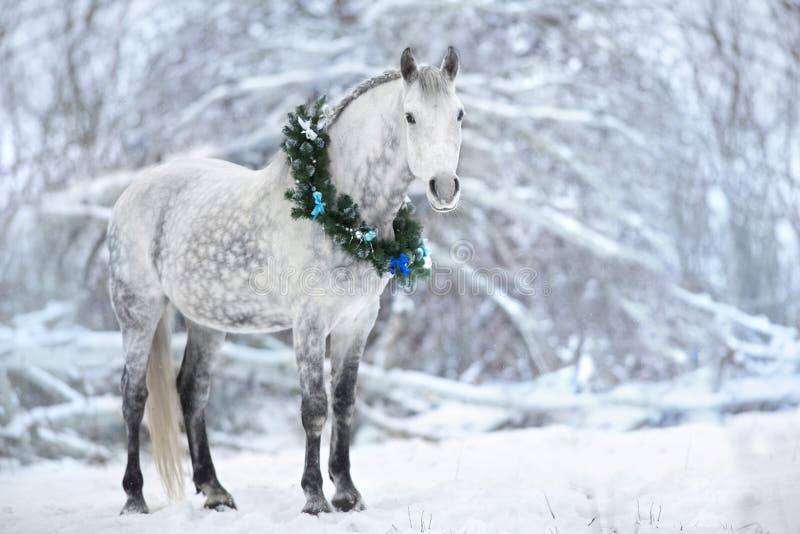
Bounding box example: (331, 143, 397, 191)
(311, 191, 326, 220)
(306, 164, 315, 177)
(292, 159, 302, 171)
(388, 253, 410, 277)
(363, 229, 377, 242)
(300, 141, 313, 155)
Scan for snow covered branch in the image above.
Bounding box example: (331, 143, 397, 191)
(461, 177, 663, 272)
(39, 202, 112, 221)
(429, 247, 552, 374)
(461, 94, 648, 148)
(173, 63, 373, 132)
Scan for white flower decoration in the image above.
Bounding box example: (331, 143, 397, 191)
(297, 117, 318, 141)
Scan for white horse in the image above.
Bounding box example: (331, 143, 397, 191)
(107, 47, 464, 515)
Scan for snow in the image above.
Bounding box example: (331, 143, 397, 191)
(1, 410, 798, 534)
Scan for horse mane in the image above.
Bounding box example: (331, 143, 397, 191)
(329, 66, 449, 125)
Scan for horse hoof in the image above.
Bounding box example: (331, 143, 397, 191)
(120, 494, 149, 515)
(203, 491, 237, 511)
(302, 495, 332, 515)
(331, 490, 365, 512)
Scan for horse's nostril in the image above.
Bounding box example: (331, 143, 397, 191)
(453, 177, 460, 195)
(429, 178, 438, 198)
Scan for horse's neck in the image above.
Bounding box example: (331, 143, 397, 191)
(326, 79, 412, 237)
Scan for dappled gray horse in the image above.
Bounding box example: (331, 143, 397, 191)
(107, 47, 464, 515)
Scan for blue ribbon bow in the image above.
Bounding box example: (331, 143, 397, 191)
(388, 253, 410, 277)
(311, 191, 326, 220)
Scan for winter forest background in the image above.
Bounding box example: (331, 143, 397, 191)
(1, 1, 800, 532)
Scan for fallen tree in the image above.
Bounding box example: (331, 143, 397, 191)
(2, 296, 798, 461)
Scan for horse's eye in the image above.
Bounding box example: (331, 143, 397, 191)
(405, 112, 416, 124)
(457, 109, 465, 122)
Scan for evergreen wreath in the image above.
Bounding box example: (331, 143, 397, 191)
(282, 97, 432, 286)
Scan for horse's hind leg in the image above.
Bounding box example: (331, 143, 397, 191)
(113, 284, 165, 514)
(328, 299, 379, 512)
(176, 320, 235, 510)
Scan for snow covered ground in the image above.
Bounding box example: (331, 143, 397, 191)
(1, 410, 798, 534)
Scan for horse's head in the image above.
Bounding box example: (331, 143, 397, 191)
(400, 47, 463, 213)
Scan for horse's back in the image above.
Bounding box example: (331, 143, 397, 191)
(108, 156, 296, 331)
(114, 157, 252, 208)
(108, 158, 258, 286)
(112, 157, 262, 226)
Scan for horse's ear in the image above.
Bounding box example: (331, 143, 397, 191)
(401, 47, 418, 83)
(440, 46, 459, 82)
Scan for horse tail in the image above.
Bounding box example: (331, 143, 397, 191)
(145, 307, 186, 500)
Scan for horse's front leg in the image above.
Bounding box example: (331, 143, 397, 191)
(293, 310, 331, 514)
(328, 299, 380, 512)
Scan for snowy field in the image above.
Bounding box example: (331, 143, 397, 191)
(1, 410, 798, 534)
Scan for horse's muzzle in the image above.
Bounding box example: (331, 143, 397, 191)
(427, 173, 460, 212)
